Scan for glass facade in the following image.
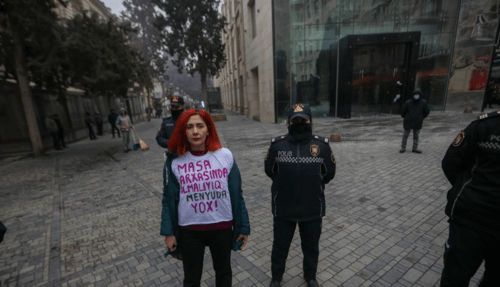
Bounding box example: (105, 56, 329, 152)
(274, 0, 460, 120)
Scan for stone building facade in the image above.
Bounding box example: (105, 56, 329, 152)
(214, 0, 275, 123)
(216, 0, 500, 123)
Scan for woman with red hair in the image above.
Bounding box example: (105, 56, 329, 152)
(160, 109, 250, 287)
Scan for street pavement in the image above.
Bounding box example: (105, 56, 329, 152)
(0, 109, 494, 287)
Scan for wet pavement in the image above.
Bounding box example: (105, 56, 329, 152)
(0, 108, 494, 287)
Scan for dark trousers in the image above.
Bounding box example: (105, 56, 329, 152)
(440, 222, 500, 287)
(402, 128, 420, 150)
(49, 132, 62, 150)
(110, 124, 120, 137)
(58, 129, 67, 148)
(96, 123, 103, 135)
(86, 124, 97, 139)
(271, 217, 322, 281)
(179, 228, 232, 287)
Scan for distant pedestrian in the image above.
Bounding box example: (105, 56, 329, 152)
(265, 104, 336, 287)
(45, 115, 62, 150)
(108, 109, 121, 138)
(94, 110, 103, 136)
(116, 108, 132, 152)
(156, 96, 184, 149)
(400, 90, 430, 153)
(52, 114, 67, 148)
(84, 112, 97, 140)
(161, 109, 250, 287)
(440, 110, 500, 286)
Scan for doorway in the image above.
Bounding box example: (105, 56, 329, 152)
(250, 67, 260, 121)
(335, 32, 420, 118)
(351, 43, 407, 115)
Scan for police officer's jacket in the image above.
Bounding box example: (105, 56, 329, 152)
(442, 110, 500, 234)
(156, 117, 177, 148)
(265, 129, 336, 222)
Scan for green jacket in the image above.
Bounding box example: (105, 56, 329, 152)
(160, 151, 250, 251)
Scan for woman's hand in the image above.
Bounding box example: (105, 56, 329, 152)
(236, 234, 248, 250)
(165, 235, 177, 251)
(165, 236, 182, 260)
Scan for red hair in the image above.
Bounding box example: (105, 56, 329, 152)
(168, 109, 222, 156)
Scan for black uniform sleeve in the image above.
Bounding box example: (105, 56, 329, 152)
(442, 121, 479, 185)
(322, 144, 336, 184)
(423, 101, 430, 119)
(156, 125, 170, 148)
(264, 143, 276, 178)
(400, 101, 408, 118)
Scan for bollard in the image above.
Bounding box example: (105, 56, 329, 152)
(211, 114, 227, 122)
(330, 133, 341, 142)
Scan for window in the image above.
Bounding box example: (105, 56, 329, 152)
(236, 27, 241, 57)
(249, 0, 257, 39)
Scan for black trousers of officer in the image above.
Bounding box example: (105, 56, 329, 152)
(440, 221, 500, 287)
(271, 217, 322, 281)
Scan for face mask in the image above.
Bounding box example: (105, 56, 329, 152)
(413, 95, 420, 100)
(171, 109, 184, 119)
(288, 122, 312, 135)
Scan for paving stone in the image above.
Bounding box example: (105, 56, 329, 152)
(0, 112, 490, 287)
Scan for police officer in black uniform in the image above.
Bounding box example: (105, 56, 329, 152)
(156, 96, 185, 148)
(265, 104, 336, 287)
(440, 110, 500, 286)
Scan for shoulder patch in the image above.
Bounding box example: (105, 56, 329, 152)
(313, 135, 329, 144)
(478, 111, 500, 120)
(453, 130, 465, 147)
(271, 135, 287, 144)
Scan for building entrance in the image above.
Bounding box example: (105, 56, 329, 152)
(351, 43, 407, 116)
(335, 32, 420, 118)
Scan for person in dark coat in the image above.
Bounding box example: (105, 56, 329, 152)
(400, 90, 430, 153)
(108, 109, 121, 138)
(94, 110, 103, 136)
(45, 115, 62, 150)
(84, 112, 97, 140)
(265, 104, 336, 287)
(52, 114, 67, 148)
(439, 110, 500, 286)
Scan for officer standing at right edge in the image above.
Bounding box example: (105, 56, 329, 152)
(440, 110, 500, 286)
(265, 104, 336, 287)
(156, 95, 185, 148)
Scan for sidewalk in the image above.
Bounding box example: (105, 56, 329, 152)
(0, 110, 490, 287)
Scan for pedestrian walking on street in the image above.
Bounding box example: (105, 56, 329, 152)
(45, 115, 63, 150)
(52, 114, 67, 148)
(161, 109, 250, 287)
(156, 95, 185, 149)
(116, 108, 133, 152)
(439, 110, 500, 287)
(265, 104, 336, 287)
(84, 112, 97, 140)
(108, 109, 121, 138)
(94, 110, 103, 136)
(400, 90, 430, 153)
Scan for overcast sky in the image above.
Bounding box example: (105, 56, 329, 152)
(100, 0, 125, 16)
(101, 0, 223, 17)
